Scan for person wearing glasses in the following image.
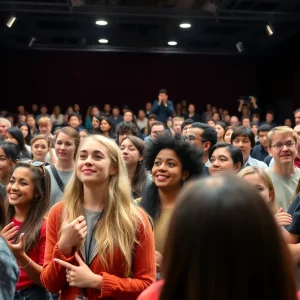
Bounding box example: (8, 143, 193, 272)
(0, 161, 52, 299)
(266, 126, 300, 212)
(186, 122, 217, 175)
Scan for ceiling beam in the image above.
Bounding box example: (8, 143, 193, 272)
(1, 2, 300, 21)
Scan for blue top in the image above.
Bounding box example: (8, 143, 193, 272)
(0, 236, 19, 300)
(151, 100, 174, 124)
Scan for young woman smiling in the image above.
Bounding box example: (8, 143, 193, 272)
(46, 127, 80, 208)
(1, 161, 51, 299)
(140, 133, 203, 273)
(30, 134, 51, 164)
(120, 136, 151, 199)
(41, 135, 155, 299)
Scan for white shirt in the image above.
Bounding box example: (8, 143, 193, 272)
(244, 155, 268, 169)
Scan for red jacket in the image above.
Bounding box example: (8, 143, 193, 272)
(40, 202, 156, 299)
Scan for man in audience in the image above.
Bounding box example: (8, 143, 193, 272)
(115, 121, 139, 145)
(181, 119, 193, 137)
(251, 124, 272, 161)
(68, 113, 83, 131)
(0, 117, 11, 144)
(103, 103, 111, 117)
(123, 110, 134, 122)
(295, 108, 300, 125)
(36, 104, 50, 121)
(108, 106, 123, 128)
(187, 122, 217, 173)
(38, 117, 53, 138)
(230, 116, 239, 128)
(172, 117, 184, 135)
(241, 116, 251, 128)
(145, 102, 152, 118)
(151, 89, 174, 124)
(261, 111, 277, 128)
(144, 121, 166, 142)
(31, 103, 39, 118)
(231, 126, 267, 169)
(266, 126, 300, 211)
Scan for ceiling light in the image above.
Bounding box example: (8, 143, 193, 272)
(99, 39, 108, 44)
(168, 41, 177, 46)
(180, 23, 191, 29)
(6, 15, 16, 28)
(236, 42, 244, 53)
(266, 24, 274, 36)
(96, 20, 108, 26)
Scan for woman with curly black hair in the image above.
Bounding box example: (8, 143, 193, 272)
(140, 133, 204, 274)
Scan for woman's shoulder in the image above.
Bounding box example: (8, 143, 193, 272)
(48, 201, 64, 219)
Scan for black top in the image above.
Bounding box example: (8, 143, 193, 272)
(285, 194, 300, 234)
(251, 144, 269, 162)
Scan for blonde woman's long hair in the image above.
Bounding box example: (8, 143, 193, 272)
(62, 135, 146, 277)
(238, 166, 278, 214)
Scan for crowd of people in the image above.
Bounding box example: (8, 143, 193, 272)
(0, 88, 300, 300)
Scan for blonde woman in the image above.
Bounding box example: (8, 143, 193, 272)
(41, 135, 155, 300)
(239, 166, 292, 227)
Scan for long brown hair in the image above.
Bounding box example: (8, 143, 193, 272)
(6, 162, 50, 252)
(160, 175, 297, 300)
(120, 136, 147, 198)
(293, 179, 300, 200)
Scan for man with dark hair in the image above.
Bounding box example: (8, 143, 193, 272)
(295, 108, 300, 125)
(261, 111, 277, 128)
(151, 89, 174, 124)
(123, 109, 134, 122)
(241, 116, 251, 128)
(115, 121, 139, 145)
(231, 126, 267, 169)
(68, 112, 83, 131)
(36, 104, 50, 121)
(187, 122, 217, 169)
(144, 121, 166, 143)
(108, 106, 123, 128)
(181, 119, 193, 136)
(251, 124, 272, 162)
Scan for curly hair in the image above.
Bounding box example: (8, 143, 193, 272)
(141, 133, 204, 219)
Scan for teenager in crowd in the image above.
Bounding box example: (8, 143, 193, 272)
(251, 124, 272, 162)
(90, 114, 101, 134)
(208, 143, 243, 176)
(143, 114, 158, 137)
(181, 118, 193, 137)
(19, 123, 32, 147)
(0, 193, 20, 300)
(120, 136, 151, 199)
(136, 109, 148, 135)
(239, 166, 292, 227)
(1, 161, 51, 299)
(138, 175, 298, 300)
(223, 126, 234, 144)
(6, 127, 31, 159)
(140, 133, 203, 273)
(99, 117, 116, 140)
(214, 121, 227, 143)
(115, 121, 140, 145)
(0, 142, 21, 199)
(85, 106, 100, 130)
(231, 126, 267, 169)
(41, 135, 155, 299)
(50, 106, 64, 129)
(26, 115, 38, 137)
(46, 127, 79, 208)
(30, 134, 51, 165)
(266, 126, 300, 211)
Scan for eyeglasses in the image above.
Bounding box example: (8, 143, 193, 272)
(271, 142, 297, 150)
(187, 135, 207, 142)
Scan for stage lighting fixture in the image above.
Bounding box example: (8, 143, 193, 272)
(99, 39, 108, 43)
(236, 42, 244, 53)
(6, 15, 16, 28)
(180, 23, 191, 29)
(95, 20, 108, 26)
(168, 41, 177, 46)
(29, 37, 36, 48)
(266, 24, 274, 36)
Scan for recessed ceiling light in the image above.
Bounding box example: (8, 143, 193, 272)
(99, 39, 108, 44)
(180, 23, 191, 28)
(168, 41, 177, 46)
(95, 20, 108, 26)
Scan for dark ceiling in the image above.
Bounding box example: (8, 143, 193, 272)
(1, 0, 300, 55)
